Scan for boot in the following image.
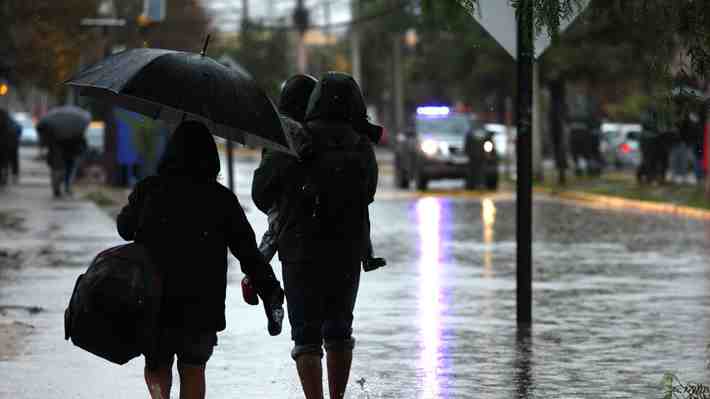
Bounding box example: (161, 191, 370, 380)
(259, 285, 284, 336)
(326, 349, 353, 399)
(296, 353, 324, 399)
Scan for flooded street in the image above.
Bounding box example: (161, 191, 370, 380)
(0, 150, 707, 398)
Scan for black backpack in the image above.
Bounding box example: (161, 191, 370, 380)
(300, 134, 369, 240)
(64, 185, 162, 365)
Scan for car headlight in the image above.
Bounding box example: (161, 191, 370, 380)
(483, 140, 494, 153)
(420, 139, 439, 156)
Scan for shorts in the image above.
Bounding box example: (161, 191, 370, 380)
(282, 259, 360, 360)
(145, 328, 218, 370)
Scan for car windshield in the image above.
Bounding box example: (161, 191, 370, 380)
(415, 114, 471, 136)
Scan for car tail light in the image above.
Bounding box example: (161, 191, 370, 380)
(620, 143, 631, 154)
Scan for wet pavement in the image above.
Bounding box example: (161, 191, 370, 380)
(0, 147, 708, 398)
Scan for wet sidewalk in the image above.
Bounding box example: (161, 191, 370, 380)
(0, 149, 305, 397)
(1, 148, 709, 398)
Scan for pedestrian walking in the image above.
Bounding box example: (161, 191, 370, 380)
(254, 74, 385, 269)
(254, 74, 319, 264)
(116, 120, 285, 399)
(0, 109, 20, 185)
(252, 72, 379, 399)
(36, 106, 90, 197)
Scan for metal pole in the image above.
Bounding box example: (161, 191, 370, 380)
(532, 61, 543, 181)
(295, 0, 308, 73)
(226, 0, 250, 192)
(392, 33, 405, 134)
(350, 0, 362, 86)
(505, 96, 513, 179)
(226, 141, 234, 191)
(516, 0, 533, 325)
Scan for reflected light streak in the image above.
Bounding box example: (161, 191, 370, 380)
(482, 198, 497, 278)
(416, 197, 444, 399)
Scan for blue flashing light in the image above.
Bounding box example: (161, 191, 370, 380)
(416, 106, 450, 116)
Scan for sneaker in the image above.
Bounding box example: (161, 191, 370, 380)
(262, 287, 285, 336)
(241, 276, 259, 306)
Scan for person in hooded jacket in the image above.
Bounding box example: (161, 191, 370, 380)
(255, 74, 318, 263)
(252, 72, 378, 399)
(253, 74, 385, 269)
(117, 120, 284, 399)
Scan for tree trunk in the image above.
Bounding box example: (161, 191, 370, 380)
(548, 78, 568, 185)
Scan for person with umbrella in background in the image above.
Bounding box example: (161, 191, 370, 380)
(36, 105, 90, 198)
(0, 108, 21, 186)
(65, 40, 287, 399)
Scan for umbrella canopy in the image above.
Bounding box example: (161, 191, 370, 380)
(37, 105, 91, 141)
(65, 48, 293, 155)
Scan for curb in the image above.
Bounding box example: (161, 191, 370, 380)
(541, 189, 710, 220)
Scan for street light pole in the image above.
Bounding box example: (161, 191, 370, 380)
(350, 0, 362, 85)
(294, 0, 309, 73)
(516, 0, 533, 325)
(225, 0, 250, 192)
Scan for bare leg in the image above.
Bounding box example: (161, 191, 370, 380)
(326, 350, 352, 399)
(296, 353, 324, 399)
(177, 363, 206, 399)
(145, 364, 173, 399)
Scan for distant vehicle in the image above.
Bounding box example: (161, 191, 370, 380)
(600, 123, 642, 169)
(394, 106, 499, 190)
(85, 121, 105, 154)
(79, 121, 107, 183)
(483, 123, 516, 159)
(12, 112, 39, 146)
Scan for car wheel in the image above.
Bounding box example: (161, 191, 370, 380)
(415, 172, 428, 191)
(464, 173, 477, 190)
(394, 165, 409, 189)
(465, 162, 481, 190)
(485, 172, 499, 190)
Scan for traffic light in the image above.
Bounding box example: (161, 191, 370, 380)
(0, 81, 8, 96)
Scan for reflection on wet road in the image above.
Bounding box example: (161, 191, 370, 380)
(0, 152, 707, 398)
(416, 197, 446, 398)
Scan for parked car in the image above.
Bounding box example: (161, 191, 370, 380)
(483, 123, 516, 159)
(85, 121, 105, 154)
(600, 123, 642, 169)
(12, 112, 39, 146)
(78, 121, 107, 183)
(394, 106, 499, 190)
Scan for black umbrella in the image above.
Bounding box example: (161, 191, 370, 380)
(37, 105, 91, 141)
(65, 45, 293, 155)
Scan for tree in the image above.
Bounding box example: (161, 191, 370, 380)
(1, 0, 101, 100)
(354, 0, 517, 133)
(425, 0, 710, 187)
(212, 22, 293, 101)
(0, 0, 212, 104)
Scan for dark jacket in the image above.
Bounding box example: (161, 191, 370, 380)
(117, 175, 276, 332)
(252, 120, 377, 263)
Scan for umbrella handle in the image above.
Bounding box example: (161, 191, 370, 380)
(201, 34, 211, 57)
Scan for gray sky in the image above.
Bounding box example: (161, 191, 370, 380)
(202, 0, 352, 33)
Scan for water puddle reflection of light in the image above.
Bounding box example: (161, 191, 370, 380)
(481, 198, 497, 279)
(416, 197, 450, 398)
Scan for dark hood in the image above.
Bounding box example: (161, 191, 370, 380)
(304, 72, 383, 143)
(278, 74, 317, 123)
(157, 120, 220, 181)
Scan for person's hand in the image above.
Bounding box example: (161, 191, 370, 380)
(241, 276, 259, 305)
